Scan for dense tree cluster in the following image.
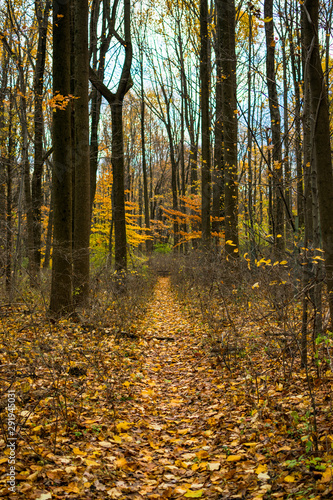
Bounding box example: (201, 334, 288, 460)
(0, 0, 332, 326)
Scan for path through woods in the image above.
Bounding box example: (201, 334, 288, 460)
(2, 277, 331, 499)
(104, 277, 268, 499)
(116, 276, 228, 498)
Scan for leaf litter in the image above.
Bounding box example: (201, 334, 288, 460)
(0, 277, 333, 498)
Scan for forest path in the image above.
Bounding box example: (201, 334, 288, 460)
(111, 277, 229, 499)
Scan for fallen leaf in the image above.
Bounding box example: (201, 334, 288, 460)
(226, 455, 243, 462)
(321, 468, 333, 483)
(208, 462, 220, 471)
(116, 421, 131, 432)
(255, 464, 268, 474)
(284, 475, 295, 483)
(115, 457, 127, 468)
(184, 489, 204, 498)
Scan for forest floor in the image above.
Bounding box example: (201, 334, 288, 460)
(1, 276, 333, 499)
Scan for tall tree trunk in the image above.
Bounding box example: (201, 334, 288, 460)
(247, 8, 255, 257)
(6, 91, 13, 292)
(73, 0, 90, 303)
(111, 101, 127, 271)
(303, 0, 333, 326)
(282, 37, 292, 238)
(49, 0, 73, 314)
(265, 0, 284, 254)
(212, 5, 223, 246)
(301, 73, 313, 367)
(140, 55, 152, 254)
(89, 0, 132, 274)
(217, 0, 239, 255)
(200, 0, 211, 243)
(0, 50, 8, 284)
(43, 186, 53, 269)
(286, 1, 303, 230)
(32, 0, 50, 275)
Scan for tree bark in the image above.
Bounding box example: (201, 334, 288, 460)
(212, 4, 223, 245)
(49, 0, 73, 314)
(217, 0, 239, 255)
(200, 0, 211, 244)
(89, 0, 132, 273)
(32, 0, 50, 274)
(140, 55, 152, 254)
(111, 101, 127, 271)
(264, 0, 284, 254)
(303, 0, 333, 326)
(73, 0, 90, 303)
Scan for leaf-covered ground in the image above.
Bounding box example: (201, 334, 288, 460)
(1, 277, 333, 499)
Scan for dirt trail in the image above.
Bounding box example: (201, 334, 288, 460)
(112, 277, 227, 499)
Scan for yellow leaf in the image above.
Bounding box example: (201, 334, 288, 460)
(72, 447, 87, 456)
(123, 381, 130, 387)
(141, 389, 155, 397)
(112, 435, 122, 443)
(84, 459, 100, 466)
(226, 455, 243, 462)
(284, 475, 295, 482)
(32, 425, 43, 434)
(116, 421, 131, 432)
(184, 489, 204, 498)
(255, 464, 268, 474)
(321, 468, 333, 483)
(252, 282, 259, 289)
(263, 17, 273, 22)
(115, 457, 127, 468)
(279, 260, 287, 265)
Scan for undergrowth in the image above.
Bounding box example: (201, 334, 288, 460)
(170, 251, 333, 473)
(0, 263, 155, 466)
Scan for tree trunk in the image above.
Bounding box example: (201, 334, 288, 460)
(200, 0, 211, 244)
(217, 0, 239, 255)
(49, 0, 73, 314)
(212, 5, 223, 245)
(286, 2, 303, 230)
(43, 186, 53, 269)
(73, 0, 90, 303)
(0, 50, 8, 286)
(6, 91, 13, 293)
(32, 0, 50, 274)
(112, 101, 127, 271)
(140, 56, 152, 254)
(303, 0, 333, 326)
(89, 0, 132, 274)
(264, 0, 284, 254)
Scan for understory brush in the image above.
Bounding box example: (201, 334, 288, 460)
(170, 251, 333, 484)
(0, 263, 154, 474)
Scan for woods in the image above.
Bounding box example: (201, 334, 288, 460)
(1, 0, 333, 498)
